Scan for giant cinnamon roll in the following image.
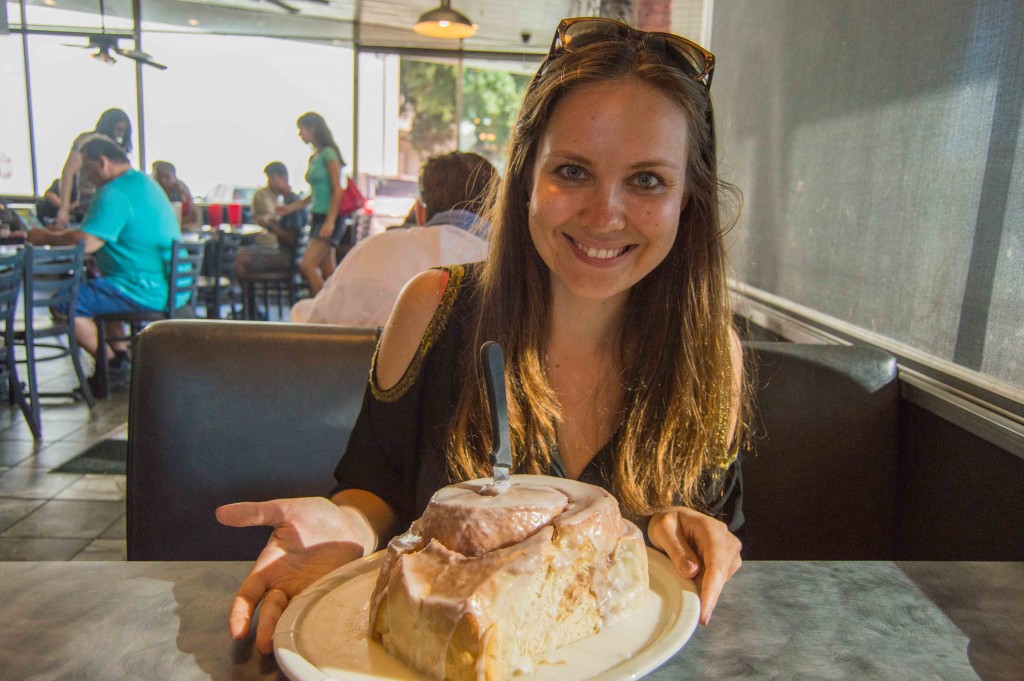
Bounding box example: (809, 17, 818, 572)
(369, 475, 648, 681)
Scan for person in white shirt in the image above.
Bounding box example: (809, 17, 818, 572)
(290, 152, 495, 327)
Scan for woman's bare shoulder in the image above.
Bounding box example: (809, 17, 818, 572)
(374, 269, 452, 392)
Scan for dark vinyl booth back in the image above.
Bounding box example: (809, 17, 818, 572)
(739, 342, 899, 559)
(128, 322, 901, 562)
(127, 320, 378, 560)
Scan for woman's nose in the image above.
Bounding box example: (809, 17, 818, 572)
(580, 185, 626, 232)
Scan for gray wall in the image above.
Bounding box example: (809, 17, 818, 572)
(712, 0, 1023, 388)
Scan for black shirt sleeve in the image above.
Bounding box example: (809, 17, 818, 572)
(332, 377, 424, 530)
(331, 264, 473, 537)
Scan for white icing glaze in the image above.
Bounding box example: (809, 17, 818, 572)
(416, 480, 567, 556)
(369, 474, 648, 681)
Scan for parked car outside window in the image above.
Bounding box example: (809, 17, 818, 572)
(200, 183, 258, 205)
(358, 175, 418, 237)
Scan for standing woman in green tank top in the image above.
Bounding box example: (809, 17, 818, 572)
(280, 112, 346, 294)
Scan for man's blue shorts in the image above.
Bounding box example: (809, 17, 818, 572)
(58, 278, 147, 317)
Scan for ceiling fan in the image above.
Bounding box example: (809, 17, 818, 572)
(254, 0, 331, 15)
(63, 33, 168, 70)
(61, 0, 166, 69)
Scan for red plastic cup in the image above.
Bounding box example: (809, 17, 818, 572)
(207, 204, 223, 227)
(228, 203, 242, 226)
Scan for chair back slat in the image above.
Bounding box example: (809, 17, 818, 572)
(0, 249, 25, 323)
(2, 249, 31, 433)
(288, 225, 310, 282)
(23, 244, 85, 312)
(167, 240, 205, 318)
(213, 232, 243, 277)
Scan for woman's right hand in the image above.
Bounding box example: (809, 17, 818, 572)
(215, 497, 370, 654)
(55, 207, 71, 228)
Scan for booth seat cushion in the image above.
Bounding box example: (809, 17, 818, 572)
(127, 320, 377, 560)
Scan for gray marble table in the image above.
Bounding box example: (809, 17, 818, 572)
(0, 561, 1020, 680)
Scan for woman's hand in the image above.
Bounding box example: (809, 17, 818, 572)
(215, 497, 371, 654)
(648, 506, 742, 626)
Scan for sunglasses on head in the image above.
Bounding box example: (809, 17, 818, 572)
(537, 17, 715, 91)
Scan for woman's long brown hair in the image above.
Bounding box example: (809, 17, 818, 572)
(297, 111, 344, 165)
(445, 39, 747, 518)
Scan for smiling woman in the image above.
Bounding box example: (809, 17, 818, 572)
(218, 16, 747, 659)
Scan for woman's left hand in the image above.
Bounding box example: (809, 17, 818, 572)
(648, 506, 742, 626)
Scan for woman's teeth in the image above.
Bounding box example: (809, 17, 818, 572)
(570, 237, 627, 260)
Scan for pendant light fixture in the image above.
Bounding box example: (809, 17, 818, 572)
(414, 0, 477, 39)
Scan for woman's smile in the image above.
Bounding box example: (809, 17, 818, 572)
(565, 234, 635, 263)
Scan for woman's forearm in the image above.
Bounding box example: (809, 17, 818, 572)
(59, 152, 82, 210)
(325, 191, 341, 223)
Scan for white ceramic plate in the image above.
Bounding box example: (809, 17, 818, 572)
(274, 547, 699, 681)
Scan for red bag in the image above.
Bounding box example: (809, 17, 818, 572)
(338, 177, 365, 215)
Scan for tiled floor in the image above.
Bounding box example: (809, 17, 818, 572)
(0, 351, 129, 561)
(0, 295, 296, 562)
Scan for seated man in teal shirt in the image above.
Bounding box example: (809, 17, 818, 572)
(26, 134, 182, 395)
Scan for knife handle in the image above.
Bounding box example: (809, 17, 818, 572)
(480, 341, 511, 468)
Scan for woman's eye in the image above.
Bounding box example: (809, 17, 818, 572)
(558, 165, 587, 181)
(634, 172, 663, 189)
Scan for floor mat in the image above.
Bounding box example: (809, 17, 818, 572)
(52, 439, 127, 475)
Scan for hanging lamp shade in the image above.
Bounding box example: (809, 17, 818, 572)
(413, 0, 477, 39)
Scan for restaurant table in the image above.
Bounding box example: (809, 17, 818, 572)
(0, 561, 1020, 680)
(181, 224, 266, 242)
(205, 223, 266, 239)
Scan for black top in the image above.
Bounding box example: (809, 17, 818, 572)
(334, 263, 742, 540)
(277, 190, 307, 252)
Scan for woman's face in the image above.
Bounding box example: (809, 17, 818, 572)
(113, 121, 129, 143)
(298, 125, 314, 144)
(528, 78, 689, 305)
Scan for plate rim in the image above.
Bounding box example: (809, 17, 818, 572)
(274, 547, 699, 681)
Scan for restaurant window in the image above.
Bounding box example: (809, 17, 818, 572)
(353, 53, 533, 236)
(0, 31, 33, 195)
(26, 31, 138, 192)
(396, 56, 533, 175)
(457, 59, 534, 169)
(398, 56, 460, 176)
(356, 51, 404, 182)
(139, 31, 354, 200)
